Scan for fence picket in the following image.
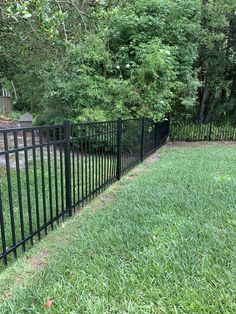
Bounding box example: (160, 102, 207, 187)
(0, 118, 169, 266)
(170, 116, 236, 142)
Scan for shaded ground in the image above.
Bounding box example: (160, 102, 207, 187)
(0, 118, 18, 130)
(167, 140, 236, 147)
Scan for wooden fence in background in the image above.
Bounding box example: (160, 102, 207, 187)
(0, 97, 12, 114)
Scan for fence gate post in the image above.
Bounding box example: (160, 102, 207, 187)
(141, 118, 145, 162)
(64, 120, 72, 216)
(116, 118, 122, 180)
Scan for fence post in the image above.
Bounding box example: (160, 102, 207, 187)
(116, 118, 122, 180)
(64, 120, 72, 216)
(141, 117, 145, 162)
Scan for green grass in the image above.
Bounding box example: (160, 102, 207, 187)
(0, 144, 235, 313)
(0, 151, 116, 265)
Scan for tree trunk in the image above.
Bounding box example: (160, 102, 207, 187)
(229, 77, 236, 110)
(198, 0, 209, 122)
(199, 84, 209, 122)
(227, 9, 236, 113)
(199, 60, 210, 122)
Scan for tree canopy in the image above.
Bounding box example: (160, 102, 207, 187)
(0, 0, 236, 123)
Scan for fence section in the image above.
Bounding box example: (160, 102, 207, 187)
(0, 118, 169, 265)
(0, 125, 67, 265)
(170, 117, 236, 141)
(69, 121, 118, 210)
(120, 119, 142, 174)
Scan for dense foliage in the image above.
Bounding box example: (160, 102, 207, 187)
(0, 0, 236, 123)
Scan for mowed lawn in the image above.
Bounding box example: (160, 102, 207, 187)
(0, 144, 235, 313)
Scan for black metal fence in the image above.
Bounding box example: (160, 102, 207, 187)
(0, 118, 169, 265)
(170, 116, 236, 141)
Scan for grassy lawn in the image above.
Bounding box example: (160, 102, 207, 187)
(0, 144, 235, 313)
(0, 151, 116, 264)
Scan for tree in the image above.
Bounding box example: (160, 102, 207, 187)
(0, 0, 236, 123)
(197, 0, 236, 121)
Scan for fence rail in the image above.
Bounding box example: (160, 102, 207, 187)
(0, 118, 169, 265)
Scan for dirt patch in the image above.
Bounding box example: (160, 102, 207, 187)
(90, 189, 118, 213)
(26, 251, 49, 270)
(0, 250, 49, 302)
(166, 141, 236, 148)
(144, 153, 160, 164)
(1, 291, 12, 300)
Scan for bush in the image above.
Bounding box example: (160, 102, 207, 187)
(34, 112, 68, 126)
